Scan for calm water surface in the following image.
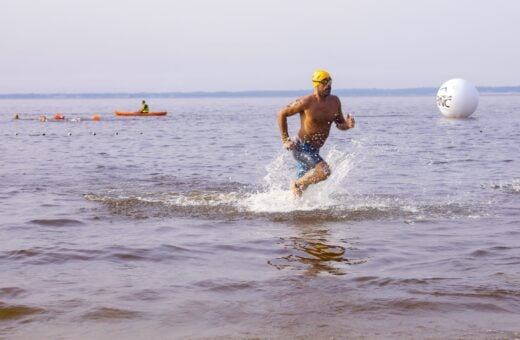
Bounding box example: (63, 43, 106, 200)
(0, 96, 519, 339)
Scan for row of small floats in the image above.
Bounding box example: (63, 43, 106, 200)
(13, 113, 103, 122)
(13, 111, 168, 122)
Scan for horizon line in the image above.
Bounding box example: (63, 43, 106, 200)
(1, 85, 520, 99)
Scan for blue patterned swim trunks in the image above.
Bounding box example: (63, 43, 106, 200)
(292, 140, 324, 178)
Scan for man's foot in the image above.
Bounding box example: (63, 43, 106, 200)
(291, 182, 303, 198)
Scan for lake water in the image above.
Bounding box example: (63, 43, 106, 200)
(1, 95, 519, 339)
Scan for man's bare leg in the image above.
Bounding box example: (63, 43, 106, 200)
(291, 162, 331, 198)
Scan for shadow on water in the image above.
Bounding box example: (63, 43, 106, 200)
(268, 224, 367, 276)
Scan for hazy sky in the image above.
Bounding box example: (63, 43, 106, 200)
(2, 0, 519, 93)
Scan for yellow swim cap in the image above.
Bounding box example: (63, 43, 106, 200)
(312, 69, 331, 87)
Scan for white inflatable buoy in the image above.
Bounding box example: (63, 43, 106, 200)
(436, 78, 479, 118)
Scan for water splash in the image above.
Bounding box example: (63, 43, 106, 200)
(85, 141, 486, 221)
(241, 144, 357, 213)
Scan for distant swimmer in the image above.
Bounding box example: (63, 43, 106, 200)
(277, 70, 355, 198)
(13, 113, 20, 119)
(38, 115, 48, 122)
(140, 100, 149, 113)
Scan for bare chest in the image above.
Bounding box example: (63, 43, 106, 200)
(304, 101, 339, 126)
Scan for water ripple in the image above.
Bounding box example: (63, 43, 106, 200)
(29, 219, 85, 227)
(0, 302, 45, 321)
(2, 244, 195, 265)
(0, 287, 26, 298)
(82, 307, 141, 320)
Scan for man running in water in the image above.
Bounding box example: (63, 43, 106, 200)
(277, 70, 355, 197)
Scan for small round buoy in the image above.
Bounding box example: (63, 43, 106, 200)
(92, 115, 102, 121)
(54, 114, 65, 120)
(42, 133, 46, 136)
(436, 78, 479, 118)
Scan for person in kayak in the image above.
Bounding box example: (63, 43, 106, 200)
(140, 100, 150, 113)
(277, 69, 355, 198)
